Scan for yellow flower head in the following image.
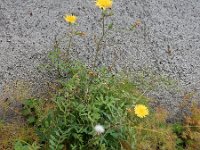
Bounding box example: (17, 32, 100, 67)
(64, 14, 77, 24)
(134, 104, 149, 118)
(96, 0, 112, 10)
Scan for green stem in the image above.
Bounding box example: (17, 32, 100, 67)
(103, 15, 105, 36)
(66, 25, 73, 60)
(93, 12, 106, 67)
(93, 34, 104, 67)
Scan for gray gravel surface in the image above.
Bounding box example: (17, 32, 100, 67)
(0, 0, 200, 119)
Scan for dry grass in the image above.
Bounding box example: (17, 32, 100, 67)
(0, 121, 38, 150)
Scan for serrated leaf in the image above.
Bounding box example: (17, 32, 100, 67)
(49, 139, 56, 146)
(50, 135, 57, 141)
(55, 131, 60, 136)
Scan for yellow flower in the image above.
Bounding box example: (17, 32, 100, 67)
(64, 14, 77, 24)
(96, 0, 112, 10)
(134, 104, 149, 118)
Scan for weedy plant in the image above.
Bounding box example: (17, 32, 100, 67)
(14, 140, 40, 150)
(0, 0, 195, 150)
(172, 103, 200, 150)
(133, 107, 177, 150)
(22, 61, 151, 149)
(17, 1, 152, 149)
(0, 121, 38, 150)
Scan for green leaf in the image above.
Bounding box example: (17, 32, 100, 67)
(27, 116, 36, 124)
(49, 139, 56, 146)
(108, 23, 113, 30)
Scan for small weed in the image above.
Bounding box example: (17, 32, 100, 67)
(1, 0, 199, 150)
(0, 121, 38, 150)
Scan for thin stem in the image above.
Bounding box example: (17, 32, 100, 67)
(93, 11, 106, 67)
(52, 39, 61, 77)
(102, 15, 105, 36)
(93, 34, 105, 67)
(66, 25, 73, 59)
